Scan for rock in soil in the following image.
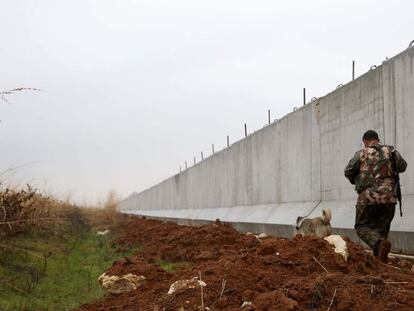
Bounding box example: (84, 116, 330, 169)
(98, 273, 145, 294)
(324, 234, 348, 261)
(167, 277, 206, 295)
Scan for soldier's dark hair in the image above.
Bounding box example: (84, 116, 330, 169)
(362, 130, 379, 141)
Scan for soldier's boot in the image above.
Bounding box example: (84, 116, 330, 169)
(377, 239, 391, 263)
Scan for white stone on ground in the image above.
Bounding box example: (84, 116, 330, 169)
(97, 229, 110, 235)
(167, 277, 206, 295)
(324, 235, 348, 261)
(98, 273, 145, 294)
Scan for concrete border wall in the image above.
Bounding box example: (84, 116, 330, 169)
(119, 47, 414, 254)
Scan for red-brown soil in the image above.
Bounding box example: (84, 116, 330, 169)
(77, 216, 414, 311)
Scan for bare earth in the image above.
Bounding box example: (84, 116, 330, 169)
(77, 216, 414, 311)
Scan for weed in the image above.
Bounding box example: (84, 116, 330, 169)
(156, 259, 177, 272)
(0, 229, 132, 311)
(155, 259, 192, 273)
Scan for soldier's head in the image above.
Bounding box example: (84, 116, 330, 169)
(362, 130, 379, 147)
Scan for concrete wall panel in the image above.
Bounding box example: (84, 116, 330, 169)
(120, 47, 414, 254)
(318, 68, 385, 202)
(388, 48, 414, 195)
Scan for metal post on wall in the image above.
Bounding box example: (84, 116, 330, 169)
(227, 135, 230, 147)
(185, 161, 187, 169)
(201, 151, 204, 160)
(179, 166, 181, 173)
(193, 156, 196, 165)
(212, 144, 215, 154)
(244, 123, 247, 138)
(268, 109, 271, 124)
(352, 60, 355, 80)
(303, 88, 306, 106)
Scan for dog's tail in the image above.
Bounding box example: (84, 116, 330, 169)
(296, 216, 304, 229)
(322, 208, 332, 224)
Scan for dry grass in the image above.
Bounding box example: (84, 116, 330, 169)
(81, 189, 125, 232)
(0, 183, 126, 238)
(83, 210, 125, 235)
(0, 185, 130, 310)
(0, 184, 75, 237)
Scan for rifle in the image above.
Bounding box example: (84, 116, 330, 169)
(391, 151, 403, 217)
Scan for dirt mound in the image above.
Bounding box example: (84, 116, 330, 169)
(116, 218, 259, 263)
(77, 217, 414, 311)
(106, 255, 171, 282)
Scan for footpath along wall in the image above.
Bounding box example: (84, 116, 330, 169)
(119, 46, 414, 254)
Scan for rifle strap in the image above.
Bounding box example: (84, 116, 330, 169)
(391, 149, 403, 218)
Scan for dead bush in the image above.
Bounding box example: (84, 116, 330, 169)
(0, 184, 83, 237)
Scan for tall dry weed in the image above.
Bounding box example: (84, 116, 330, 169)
(0, 184, 80, 237)
(83, 189, 125, 231)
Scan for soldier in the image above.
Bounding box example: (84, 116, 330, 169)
(344, 130, 407, 263)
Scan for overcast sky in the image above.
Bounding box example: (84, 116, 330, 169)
(0, 0, 413, 204)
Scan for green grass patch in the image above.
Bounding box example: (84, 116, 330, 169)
(0, 230, 135, 311)
(155, 260, 192, 273)
(156, 260, 177, 272)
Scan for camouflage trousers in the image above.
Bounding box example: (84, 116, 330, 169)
(355, 204, 395, 249)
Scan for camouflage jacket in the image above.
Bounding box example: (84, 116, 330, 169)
(344, 143, 407, 205)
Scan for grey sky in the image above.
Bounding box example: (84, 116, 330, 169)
(0, 0, 413, 203)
